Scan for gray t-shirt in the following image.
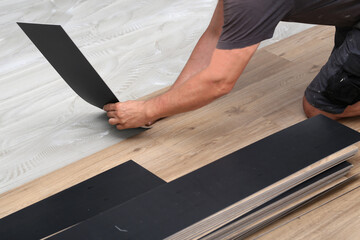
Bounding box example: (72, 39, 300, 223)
(217, 0, 360, 49)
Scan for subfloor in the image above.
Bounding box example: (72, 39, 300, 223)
(1, 26, 360, 239)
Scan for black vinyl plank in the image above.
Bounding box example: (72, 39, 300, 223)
(17, 22, 118, 109)
(0, 160, 165, 240)
(50, 115, 360, 240)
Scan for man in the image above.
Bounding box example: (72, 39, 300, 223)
(104, 0, 360, 130)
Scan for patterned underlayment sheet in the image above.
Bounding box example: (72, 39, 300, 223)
(0, 0, 313, 194)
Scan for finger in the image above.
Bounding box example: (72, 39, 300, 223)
(106, 111, 117, 118)
(103, 103, 117, 111)
(108, 118, 119, 125)
(145, 121, 153, 126)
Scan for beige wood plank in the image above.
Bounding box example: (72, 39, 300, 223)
(265, 25, 335, 65)
(251, 183, 360, 240)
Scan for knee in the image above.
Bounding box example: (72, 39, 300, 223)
(302, 96, 317, 118)
(302, 96, 343, 120)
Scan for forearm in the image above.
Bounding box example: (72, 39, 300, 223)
(146, 69, 226, 120)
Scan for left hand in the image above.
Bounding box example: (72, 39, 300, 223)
(103, 100, 153, 130)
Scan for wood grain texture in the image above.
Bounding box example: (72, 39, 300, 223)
(255, 185, 360, 240)
(1, 25, 360, 239)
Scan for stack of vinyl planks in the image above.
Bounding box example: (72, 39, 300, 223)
(201, 161, 354, 239)
(168, 149, 356, 240)
(46, 115, 360, 240)
(1, 115, 359, 240)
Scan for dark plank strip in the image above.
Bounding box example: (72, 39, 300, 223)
(50, 115, 360, 240)
(0, 160, 165, 240)
(17, 22, 118, 109)
(203, 161, 352, 239)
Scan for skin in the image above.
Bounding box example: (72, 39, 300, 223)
(104, 0, 258, 130)
(104, 0, 360, 129)
(303, 96, 360, 120)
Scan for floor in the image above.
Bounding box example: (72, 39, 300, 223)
(1, 25, 360, 239)
(0, 0, 313, 194)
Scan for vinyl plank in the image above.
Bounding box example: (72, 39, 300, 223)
(0, 160, 165, 240)
(17, 22, 118, 109)
(264, 25, 335, 65)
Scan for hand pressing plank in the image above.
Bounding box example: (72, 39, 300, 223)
(103, 101, 154, 129)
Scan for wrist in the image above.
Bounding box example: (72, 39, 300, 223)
(144, 99, 160, 123)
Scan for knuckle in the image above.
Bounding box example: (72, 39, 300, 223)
(115, 102, 122, 109)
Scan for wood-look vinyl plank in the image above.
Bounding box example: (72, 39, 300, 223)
(264, 26, 335, 64)
(234, 50, 293, 91)
(263, 100, 305, 129)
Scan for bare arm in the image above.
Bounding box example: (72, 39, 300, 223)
(104, 43, 259, 129)
(144, 44, 259, 121)
(104, 0, 259, 129)
(170, 0, 224, 90)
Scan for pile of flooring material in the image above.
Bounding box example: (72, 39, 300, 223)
(1, 115, 360, 240)
(201, 160, 353, 239)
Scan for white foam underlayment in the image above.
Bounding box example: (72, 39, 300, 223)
(0, 0, 314, 194)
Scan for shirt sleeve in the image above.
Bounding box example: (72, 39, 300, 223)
(217, 0, 293, 49)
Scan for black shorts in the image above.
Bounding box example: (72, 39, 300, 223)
(304, 23, 360, 114)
